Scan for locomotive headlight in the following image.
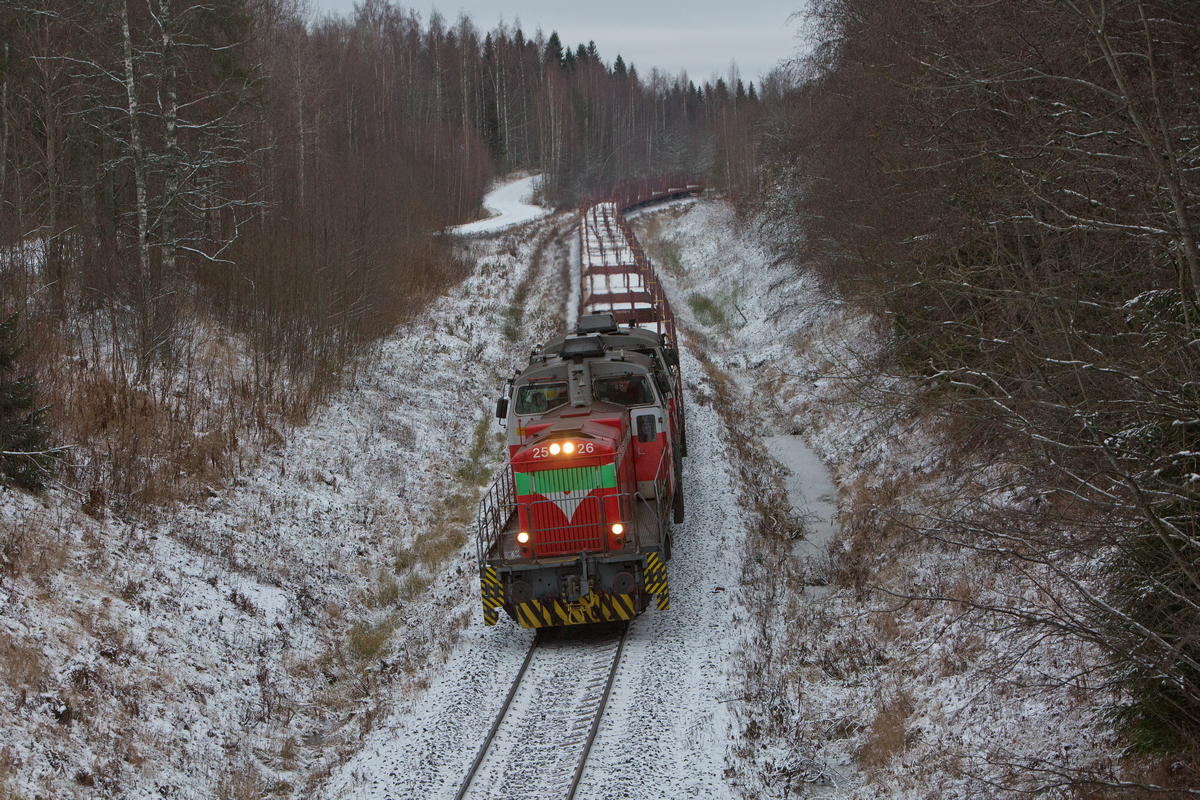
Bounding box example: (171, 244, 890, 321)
(563, 441, 575, 454)
(549, 443, 561, 455)
(517, 531, 530, 545)
(611, 523, 624, 536)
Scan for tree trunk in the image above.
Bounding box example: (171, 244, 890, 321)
(121, 0, 153, 381)
(158, 0, 180, 360)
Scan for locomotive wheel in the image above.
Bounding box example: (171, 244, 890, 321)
(672, 481, 685, 524)
(663, 531, 673, 561)
(680, 427, 689, 457)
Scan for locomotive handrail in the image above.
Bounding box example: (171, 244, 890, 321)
(476, 461, 516, 567)
(631, 448, 672, 550)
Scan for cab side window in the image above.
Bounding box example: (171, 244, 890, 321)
(593, 375, 654, 407)
(514, 382, 569, 415)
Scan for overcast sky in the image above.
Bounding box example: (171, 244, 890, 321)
(305, 0, 807, 85)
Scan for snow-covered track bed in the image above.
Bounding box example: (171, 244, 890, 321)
(456, 622, 629, 800)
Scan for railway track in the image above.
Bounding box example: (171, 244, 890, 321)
(453, 622, 629, 800)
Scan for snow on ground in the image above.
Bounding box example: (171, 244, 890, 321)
(0, 180, 568, 799)
(0, 181, 1124, 800)
(636, 199, 1123, 798)
(450, 174, 551, 236)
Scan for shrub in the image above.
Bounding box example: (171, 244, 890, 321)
(0, 314, 60, 490)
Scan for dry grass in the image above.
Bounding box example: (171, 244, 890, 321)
(215, 757, 264, 800)
(830, 472, 918, 595)
(873, 610, 901, 641)
(358, 570, 400, 609)
(948, 574, 974, 613)
(398, 573, 432, 602)
(0, 509, 68, 582)
(416, 523, 467, 570)
(348, 616, 398, 663)
(280, 737, 298, 771)
(0, 635, 49, 695)
(53, 355, 252, 508)
(858, 691, 913, 771)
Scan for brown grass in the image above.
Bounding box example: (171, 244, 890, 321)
(280, 737, 298, 771)
(0, 635, 50, 695)
(358, 570, 400, 609)
(873, 610, 901, 641)
(948, 574, 974, 613)
(347, 618, 396, 663)
(858, 691, 913, 771)
(0, 509, 68, 582)
(215, 757, 264, 800)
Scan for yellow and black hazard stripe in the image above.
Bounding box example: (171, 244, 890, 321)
(480, 566, 503, 626)
(645, 551, 669, 611)
(514, 591, 640, 629)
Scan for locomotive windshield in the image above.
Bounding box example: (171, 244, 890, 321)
(592, 375, 655, 407)
(514, 382, 569, 414)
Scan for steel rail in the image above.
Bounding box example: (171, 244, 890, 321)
(454, 623, 629, 800)
(565, 622, 630, 800)
(453, 632, 541, 800)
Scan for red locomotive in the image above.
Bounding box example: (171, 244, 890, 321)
(476, 183, 699, 628)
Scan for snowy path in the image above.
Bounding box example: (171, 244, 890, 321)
(450, 174, 550, 236)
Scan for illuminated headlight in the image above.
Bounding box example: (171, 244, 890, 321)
(517, 531, 530, 545)
(549, 443, 561, 455)
(563, 441, 575, 454)
(611, 523, 624, 536)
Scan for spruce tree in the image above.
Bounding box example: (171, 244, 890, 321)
(544, 31, 564, 68)
(0, 314, 57, 490)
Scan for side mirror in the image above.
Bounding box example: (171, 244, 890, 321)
(664, 347, 680, 368)
(654, 372, 671, 397)
(495, 397, 509, 420)
(637, 414, 657, 443)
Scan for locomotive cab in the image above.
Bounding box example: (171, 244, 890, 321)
(535, 314, 687, 458)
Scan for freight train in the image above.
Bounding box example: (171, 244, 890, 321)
(476, 181, 700, 628)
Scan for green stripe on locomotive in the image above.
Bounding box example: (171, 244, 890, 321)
(513, 463, 617, 495)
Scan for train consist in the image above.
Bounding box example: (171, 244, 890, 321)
(476, 179, 702, 628)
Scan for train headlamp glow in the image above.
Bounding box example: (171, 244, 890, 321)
(563, 441, 575, 454)
(517, 531, 530, 545)
(549, 443, 561, 455)
(611, 523, 625, 536)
